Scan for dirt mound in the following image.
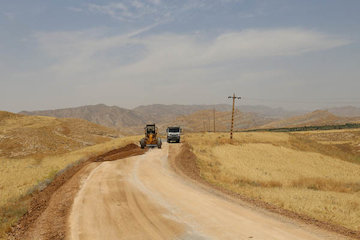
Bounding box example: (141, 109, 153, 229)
(171, 143, 200, 181)
(95, 143, 141, 161)
(8, 144, 146, 240)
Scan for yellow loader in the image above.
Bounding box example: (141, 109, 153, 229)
(140, 124, 162, 149)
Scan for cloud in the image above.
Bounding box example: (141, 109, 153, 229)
(87, 1, 164, 22)
(34, 28, 350, 79)
(83, 0, 242, 23)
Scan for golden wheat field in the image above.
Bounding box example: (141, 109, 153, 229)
(184, 129, 360, 231)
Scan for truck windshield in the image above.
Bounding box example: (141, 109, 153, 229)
(168, 128, 180, 133)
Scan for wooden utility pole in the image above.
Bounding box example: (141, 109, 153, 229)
(208, 117, 211, 132)
(213, 107, 216, 132)
(228, 93, 241, 139)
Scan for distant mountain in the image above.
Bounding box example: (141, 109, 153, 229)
(20, 103, 302, 134)
(326, 106, 360, 117)
(260, 110, 360, 129)
(20, 104, 146, 130)
(0, 111, 118, 158)
(238, 105, 304, 118)
(133, 104, 231, 123)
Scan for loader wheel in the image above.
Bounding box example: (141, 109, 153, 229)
(140, 139, 145, 149)
(157, 138, 162, 149)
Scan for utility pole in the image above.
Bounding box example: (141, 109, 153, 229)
(208, 117, 211, 132)
(228, 93, 241, 139)
(213, 107, 216, 132)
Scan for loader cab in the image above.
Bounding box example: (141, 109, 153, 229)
(140, 124, 162, 149)
(145, 124, 156, 134)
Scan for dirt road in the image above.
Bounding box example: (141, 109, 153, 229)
(68, 143, 346, 240)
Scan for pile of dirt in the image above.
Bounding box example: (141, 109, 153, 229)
(8, 144, 145, 240)
(172, 143, 200, 180)
(172, 143, 360, 240)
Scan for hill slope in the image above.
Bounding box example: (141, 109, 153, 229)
(261, 110, 360, 129)
(0, 111, 119, 158)
(327, 106, 360, 117)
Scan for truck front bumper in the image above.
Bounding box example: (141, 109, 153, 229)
(167, 136, 180, 142)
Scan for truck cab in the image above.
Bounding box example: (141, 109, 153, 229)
(166, 126, 181, 143)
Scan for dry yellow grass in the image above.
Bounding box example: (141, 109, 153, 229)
(184, 130, 360, 231)
(0, 111, 119, 158)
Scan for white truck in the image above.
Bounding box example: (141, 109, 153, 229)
(166, 126, 181, 143)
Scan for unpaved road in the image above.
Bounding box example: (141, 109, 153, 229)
(68, 143, 346, 240)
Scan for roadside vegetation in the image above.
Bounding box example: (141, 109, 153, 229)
(184, 129, 360, 231)
(0, 136, 139, 239)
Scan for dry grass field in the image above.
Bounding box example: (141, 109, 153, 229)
(184, 129, 360, 231)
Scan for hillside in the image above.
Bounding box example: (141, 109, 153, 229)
(0, 111, 119, 158)
(159, 109, 273, 132)
(260, 110, 360, 129)
(133, 104, 229, 123)
(327, 106, 360, 117)
(20, 104, 146, 130)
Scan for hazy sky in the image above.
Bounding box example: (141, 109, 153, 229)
(1, 0, 360, 112)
